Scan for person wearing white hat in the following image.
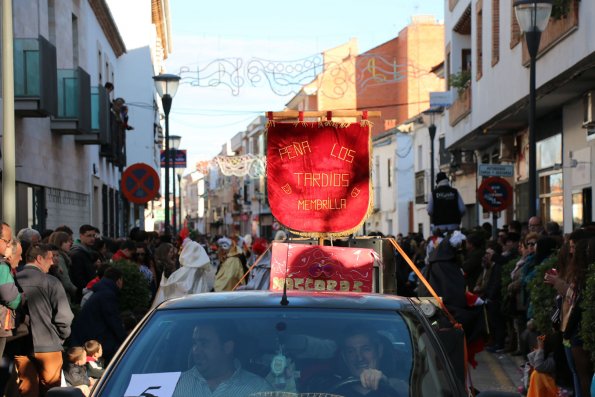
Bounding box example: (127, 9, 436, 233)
(214, 238, 245, 292)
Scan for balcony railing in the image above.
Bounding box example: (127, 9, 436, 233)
(449, 85, 472, 126)
(521, 0, 579, 65)
(76, 85, 110, 145)
(14, 36, 57, 117)
(51, 67, 91, 134)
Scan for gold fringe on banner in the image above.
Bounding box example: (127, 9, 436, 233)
(264, 110, 378, 239)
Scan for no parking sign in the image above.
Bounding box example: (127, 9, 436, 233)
(121, 163, 160, 204)
(477, 177, 513, 212)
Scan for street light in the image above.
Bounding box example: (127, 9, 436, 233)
(153, 73, 180, 234)
(422, 107, 442, 193)
(514, 0, 552, 217)
(169, 134, 181, 236)
(177, 173, 183, 233)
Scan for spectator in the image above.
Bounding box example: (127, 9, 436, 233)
(48, 231, 77, 303)
(63, 346, 93, 396)
(14, 244, 74, 397)
(84, 340, 105, 379)
(237, 238, 271, 291)
(528, 216, 544, 235)
(111, 240, 135, 262)
(70, 225, 99, 302)
(462, 233, 485, 290)
(71, 267, 126, 364)
(0, 238, 22, 358)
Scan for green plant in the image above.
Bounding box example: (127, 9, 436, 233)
(551, 0, 576, 20)
(111, 260, 151, 314)
(580, 262, 595, 362)
(449, 70, 471, 96)
(528, 255, 558, 334)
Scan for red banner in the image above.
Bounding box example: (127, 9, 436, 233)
(266, 121, 371, 235)
(270, 242, 375, 293)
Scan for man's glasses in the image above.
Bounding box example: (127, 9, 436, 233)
(526, 242, 536, 247)
(0, 238, 11, 244)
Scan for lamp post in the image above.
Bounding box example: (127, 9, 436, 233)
(514, 0, 552, 217)
(153, 73, 180, 234)
(422, 108, 441, 193)
(169, 134, 181, 236)
(177, 173, 183, 233)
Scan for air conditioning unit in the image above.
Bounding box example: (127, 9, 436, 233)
(499, 136, 515, 162)
(583, 91, 595, 128)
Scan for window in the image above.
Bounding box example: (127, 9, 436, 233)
(439, 137, 451, 166)
(415, 171, 426, 204)
(462, 49, 472, 71)
(492, 0, 500, 65)
(539, 172, 563, 225)
(98, 49, 103, 84)
(72, 14, 79, 67)
(572, 192, 583, 230)
(48, 0, 56, 45)
(387, 158, 392, 187)
(510, 3, 521, 48)
(536, 134, 562, 170)
(476, 0, 483, 80)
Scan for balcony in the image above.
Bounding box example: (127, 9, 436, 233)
(14, 36, 57, 117)
(51, 67, 91, 134)
(76, 85, 110, 144)
(522, 0, 579, 64)
(449, 85, 471, 126)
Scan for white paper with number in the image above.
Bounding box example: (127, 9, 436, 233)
(123, 372, 181, 397)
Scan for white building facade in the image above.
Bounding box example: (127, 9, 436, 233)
(3, 0, 169, 236)
(444, 0, 595, 232)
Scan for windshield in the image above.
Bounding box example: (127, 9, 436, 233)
(98, 308, 456, 397)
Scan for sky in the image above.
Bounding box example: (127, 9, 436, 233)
(164, 0, 444, 169)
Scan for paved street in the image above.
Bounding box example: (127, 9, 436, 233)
(472, 351, 525, 394)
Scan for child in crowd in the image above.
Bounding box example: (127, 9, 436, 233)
(64, 346, 94, 396)
(525, 335, 558, 397)
(85, 339, 106, 379)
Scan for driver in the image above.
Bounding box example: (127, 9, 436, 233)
(173, 322, 272, 397)
(335, 327, 407, 397)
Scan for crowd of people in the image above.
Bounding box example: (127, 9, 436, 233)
(0, 220, 285, 397)
(0, 200, 592, 396)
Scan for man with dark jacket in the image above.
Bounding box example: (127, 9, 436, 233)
(70, 225, 99, 302)
(426, 172, 466, 233)
(14, 244, 74, 397)
(71, 267, 126, 364)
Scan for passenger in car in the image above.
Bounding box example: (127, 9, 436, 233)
(172, 322, 272, 397)
(333, 327, 407, 397)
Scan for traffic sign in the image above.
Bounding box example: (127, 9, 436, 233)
(477, 177, 513, 212)
(121, 163, 160, 204)
(478, 164, 514, 177)
(160, 149, 187, 168)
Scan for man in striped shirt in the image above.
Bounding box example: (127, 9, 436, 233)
(173, 323, 272, 397)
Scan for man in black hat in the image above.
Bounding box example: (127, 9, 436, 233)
(426, 172, 465, 233)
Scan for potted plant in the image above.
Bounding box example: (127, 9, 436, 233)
(449, 70, 471, 96)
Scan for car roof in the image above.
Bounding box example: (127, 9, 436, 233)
(156, 291, 414, 311)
